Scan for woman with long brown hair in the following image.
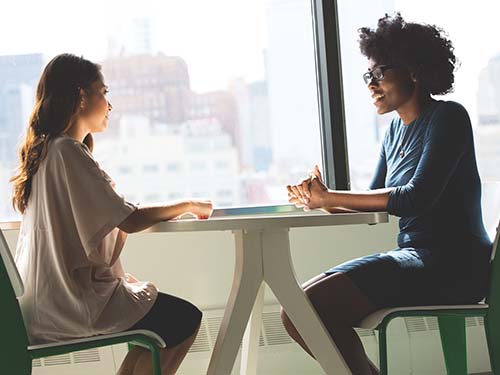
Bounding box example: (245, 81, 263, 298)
(12, 53, 212, 375)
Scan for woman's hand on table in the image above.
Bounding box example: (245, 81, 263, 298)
(287, 165, 329, 210)
(188, 200, 214, 220)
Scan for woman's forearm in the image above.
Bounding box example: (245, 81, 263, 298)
(119, 201, 192, 233)
(320, 188, 395, 211)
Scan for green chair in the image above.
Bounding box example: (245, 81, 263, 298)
(0, 228, 165, 375)
(357, 182, 500, 374)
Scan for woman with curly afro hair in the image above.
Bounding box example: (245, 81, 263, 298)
(283, 13, 492, 374)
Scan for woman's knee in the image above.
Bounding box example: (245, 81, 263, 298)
(167, 303, 202, 350)
(185, 301, 203, 332)
(304, 272, 376, 326)
(173, 299, 203, 346)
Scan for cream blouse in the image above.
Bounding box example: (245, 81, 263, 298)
(15, 134, 158, 344)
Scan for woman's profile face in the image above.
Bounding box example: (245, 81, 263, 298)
(79, 77, 112, 133)
(365, 59, 416, 115)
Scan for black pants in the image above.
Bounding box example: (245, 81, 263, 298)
(127, 292, 202, 348)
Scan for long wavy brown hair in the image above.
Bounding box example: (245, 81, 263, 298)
(11, 53, 102, 214)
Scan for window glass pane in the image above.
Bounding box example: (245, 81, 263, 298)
(338, 0, 500, 189)
(0, 0, 322, 221)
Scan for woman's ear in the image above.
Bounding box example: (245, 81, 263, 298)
(410, 72, 418, 83)
(79, 88, 87, 110)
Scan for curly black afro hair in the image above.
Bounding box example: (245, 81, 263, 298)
(358, 13, 457, 96)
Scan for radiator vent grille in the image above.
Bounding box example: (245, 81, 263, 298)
(355, 328, 376, 338)
(43, 354, 71, 366)
(405, 317, 428, 333)
(405, 316, 485, 334)
(262, 311, 292, 346)
(206, 316, 222, 345)
(205, 314, 265, 351)
(32, 358, 42, 367)
(467, 317, 477, 327)
(73, 349, 101, 364)
(190, 323, 211, 353)
(426, 317, 439, 331)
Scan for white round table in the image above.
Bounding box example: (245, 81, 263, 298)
(144, 210, 388, 375)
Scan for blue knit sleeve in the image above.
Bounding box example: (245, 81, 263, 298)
(369, 143, 387, 190)
(369, 122, 392, 190)
(387, 102, 471, 217)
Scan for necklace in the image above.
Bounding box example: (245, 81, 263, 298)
(399, 125, 411, 158)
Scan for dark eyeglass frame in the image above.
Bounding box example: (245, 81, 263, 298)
(362, 65, 399, 85)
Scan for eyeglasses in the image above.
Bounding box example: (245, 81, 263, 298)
(362, 65, 399, 85)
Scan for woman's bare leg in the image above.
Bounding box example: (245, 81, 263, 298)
(117, 346, 147, 375)
(117, 324, 200, 375)
(281, 272, 379, 375)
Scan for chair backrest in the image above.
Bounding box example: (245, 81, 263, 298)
(486, 223, 500, 308)
(483, 182, 500, 311)
(0, 229, 24, 297)
(0, 228, 31, 373)
(482, 182, 500, 243)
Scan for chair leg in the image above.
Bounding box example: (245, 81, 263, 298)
(378, 327, 388, 375)
(484, 315, 500, 374)
(438, 316, 467, 375)
(149, 345, 161, 375)
(27, 359, 33, 375)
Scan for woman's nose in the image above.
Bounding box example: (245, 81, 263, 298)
(107, 102, 113, 111)
(367, 79, 379, 89)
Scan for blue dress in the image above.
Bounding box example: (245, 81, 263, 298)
(326, 100, 492, 307)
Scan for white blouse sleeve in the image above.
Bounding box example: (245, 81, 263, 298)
(52, 139, 137, 266)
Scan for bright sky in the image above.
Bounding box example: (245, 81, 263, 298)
(396, 0, 500, 122)
(0, 0, 268, 92)
(1, 0, 499, 106)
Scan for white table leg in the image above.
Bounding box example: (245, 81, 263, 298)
(262, 229, 352, 375)
(240, 282, 265, 375)
(207, 230, 264, 375)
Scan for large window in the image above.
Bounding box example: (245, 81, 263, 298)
(4, 1, 496, 222)
(338, 0, 500, 189)
(0, 0, 323, 220)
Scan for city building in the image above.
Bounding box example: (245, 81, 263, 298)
(228, 78, 272, 171)
(477, 54, 500, 126)
(100, 53, 192, 137)
(94, 115, 240, 207)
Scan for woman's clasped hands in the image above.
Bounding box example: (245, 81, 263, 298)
(287, 165, 329, 211)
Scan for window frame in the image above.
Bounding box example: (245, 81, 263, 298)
(312, 0, 350, 191)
